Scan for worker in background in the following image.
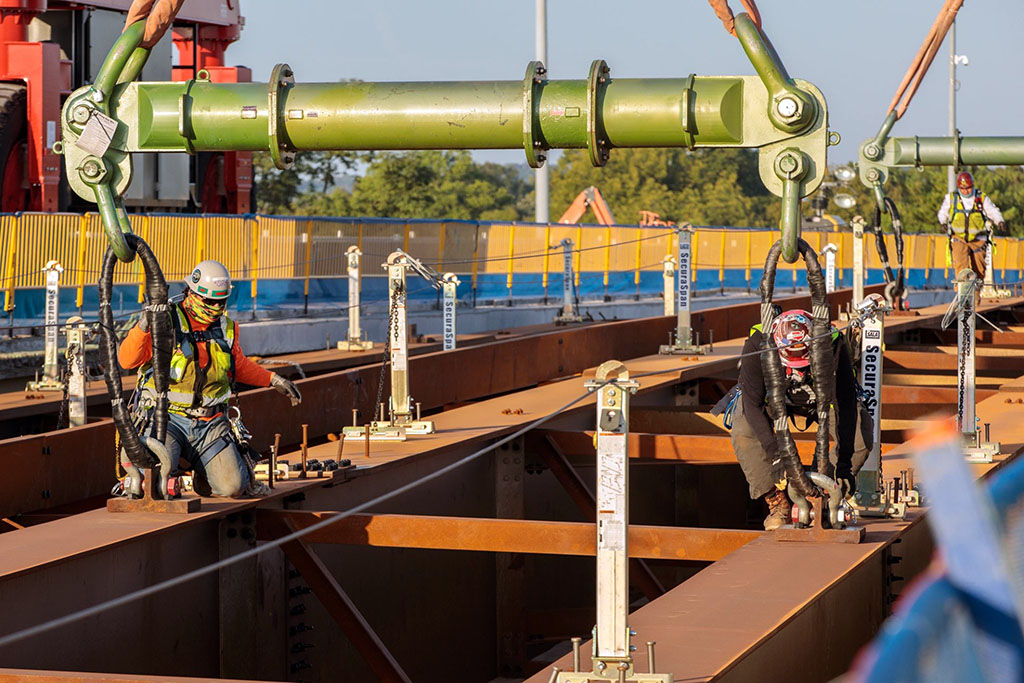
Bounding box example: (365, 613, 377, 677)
(118, 260, 303, 498)
(938, 171, 1006, 282)
(725, 310, 872, 530)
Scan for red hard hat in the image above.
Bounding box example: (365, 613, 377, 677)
(771, 309, 812, 369)
(957, 171, 974, 192)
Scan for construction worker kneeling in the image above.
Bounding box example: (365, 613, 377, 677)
(118, 260, 302, 498)
(717, 310, 873, 530)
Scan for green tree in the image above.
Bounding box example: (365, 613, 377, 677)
(253, 150, 367, 214)
(343, 151, 531, 221)
(549, 148, 775, 227)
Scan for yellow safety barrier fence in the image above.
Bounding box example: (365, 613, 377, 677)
(1, 213, 1022, 311)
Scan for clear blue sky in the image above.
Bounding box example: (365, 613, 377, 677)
(231, 0, 1023, 166)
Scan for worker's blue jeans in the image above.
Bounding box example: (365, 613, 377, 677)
(158, 411, 249, 497)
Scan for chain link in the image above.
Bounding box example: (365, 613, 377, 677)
(957, 300, 971, 432)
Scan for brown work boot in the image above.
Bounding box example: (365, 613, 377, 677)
(764, 489, 792, 531)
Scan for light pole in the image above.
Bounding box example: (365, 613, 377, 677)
(534, 0, 549, 224)
(948, 20, 969, 193)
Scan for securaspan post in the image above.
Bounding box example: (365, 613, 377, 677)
(553, 361, 670, 683)
(26, 260, 64, 392)
(553, 239, 582, 324)
(943, 270, 1000, 463)
(852, 295, 916, 518)
(337, 246, 373, 352)
(660, 225, 703, 355)
(343, 250, 445, 441)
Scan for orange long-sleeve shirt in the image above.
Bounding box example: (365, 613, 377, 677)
(118, 313, 273, 388)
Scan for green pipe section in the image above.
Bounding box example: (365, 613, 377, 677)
(127, 76, 747, 156)
(891, 136, 1024, 167)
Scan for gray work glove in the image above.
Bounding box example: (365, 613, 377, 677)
(836, 469, 856, 498)
(137, 313, 150, 333)
(271, 373, 302, 407)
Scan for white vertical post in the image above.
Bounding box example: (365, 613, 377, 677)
(42, 260, 63, 380)
(585, 361, 638, 665)
(347, 246, 362, 342)
(442, 273, 459, 351)
(982, 238, 996, 296)
(948, 19, 957, 195)
(65, 316, 88, 427)
(562, 239, 573, 318)
(338, 246, 373, 351)
(821, 243, 838, 294)
(852, 217, 865, 306)
(387, 253, 411, 422)
(676, 226, 692, 346)
(554, 239, 581, 323)
(856, 304, 885, 508)
(659, 226, 701, 354)
(662, 255, 676, 318)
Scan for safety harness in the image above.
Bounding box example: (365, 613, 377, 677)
(949, 190, 991, 242)
(139, 303, 237, 417)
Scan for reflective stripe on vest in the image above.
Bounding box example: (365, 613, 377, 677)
(949, 191, 988, 241)
(140, 304, 236, 409)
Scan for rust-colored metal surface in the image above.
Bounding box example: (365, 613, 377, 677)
(257, 510, 761, 562)
(0, 289, 1018, 683)
(260, 512, 412, 683)
(534, 433, 665, 598)
(0, 671, 273, 682)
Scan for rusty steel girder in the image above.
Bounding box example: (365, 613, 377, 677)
(0, 286, 874, 521)
(256, 510, 761, 562)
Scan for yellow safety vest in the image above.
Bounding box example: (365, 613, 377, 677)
(949, 191, 989, 241)
(140, 304, 236, 411)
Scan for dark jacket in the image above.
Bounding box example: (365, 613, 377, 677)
(738, 330, 859, 468)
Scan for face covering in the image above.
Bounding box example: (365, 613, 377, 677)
(182, 291, 226, 325)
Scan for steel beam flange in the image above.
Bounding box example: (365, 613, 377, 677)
(522, 60, 547, 169)
(586, 59, 611, 167)
(268, 63, 296, 170)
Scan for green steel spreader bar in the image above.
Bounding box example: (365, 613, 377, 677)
(859, 118, 1024, 211)
(58, 13, 831, 264)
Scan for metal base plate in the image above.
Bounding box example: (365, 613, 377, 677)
(965, 442, 999, 464)
(25, 378, 63, 392)
(337, 339, 374, 352)
(343, 419, 435, 442)
(658, 343, 704, 356)
(555, 673, 672, 682)
(554, 315, 584, 325)
(856, 501, 908, 520)
(107, 495, 201, 514)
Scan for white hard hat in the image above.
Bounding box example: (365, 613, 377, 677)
(186, 260, 232, 300)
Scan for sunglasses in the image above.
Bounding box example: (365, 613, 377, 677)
(190, 292, 227, 308)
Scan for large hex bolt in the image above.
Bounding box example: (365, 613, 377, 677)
(775, 96, 799, 120)
(71, 104, 92, 125)
(79, 157, 109, 184)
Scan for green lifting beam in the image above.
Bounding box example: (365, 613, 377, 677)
(58, 13, 832, 264)
(859, 120, 1024, 211)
